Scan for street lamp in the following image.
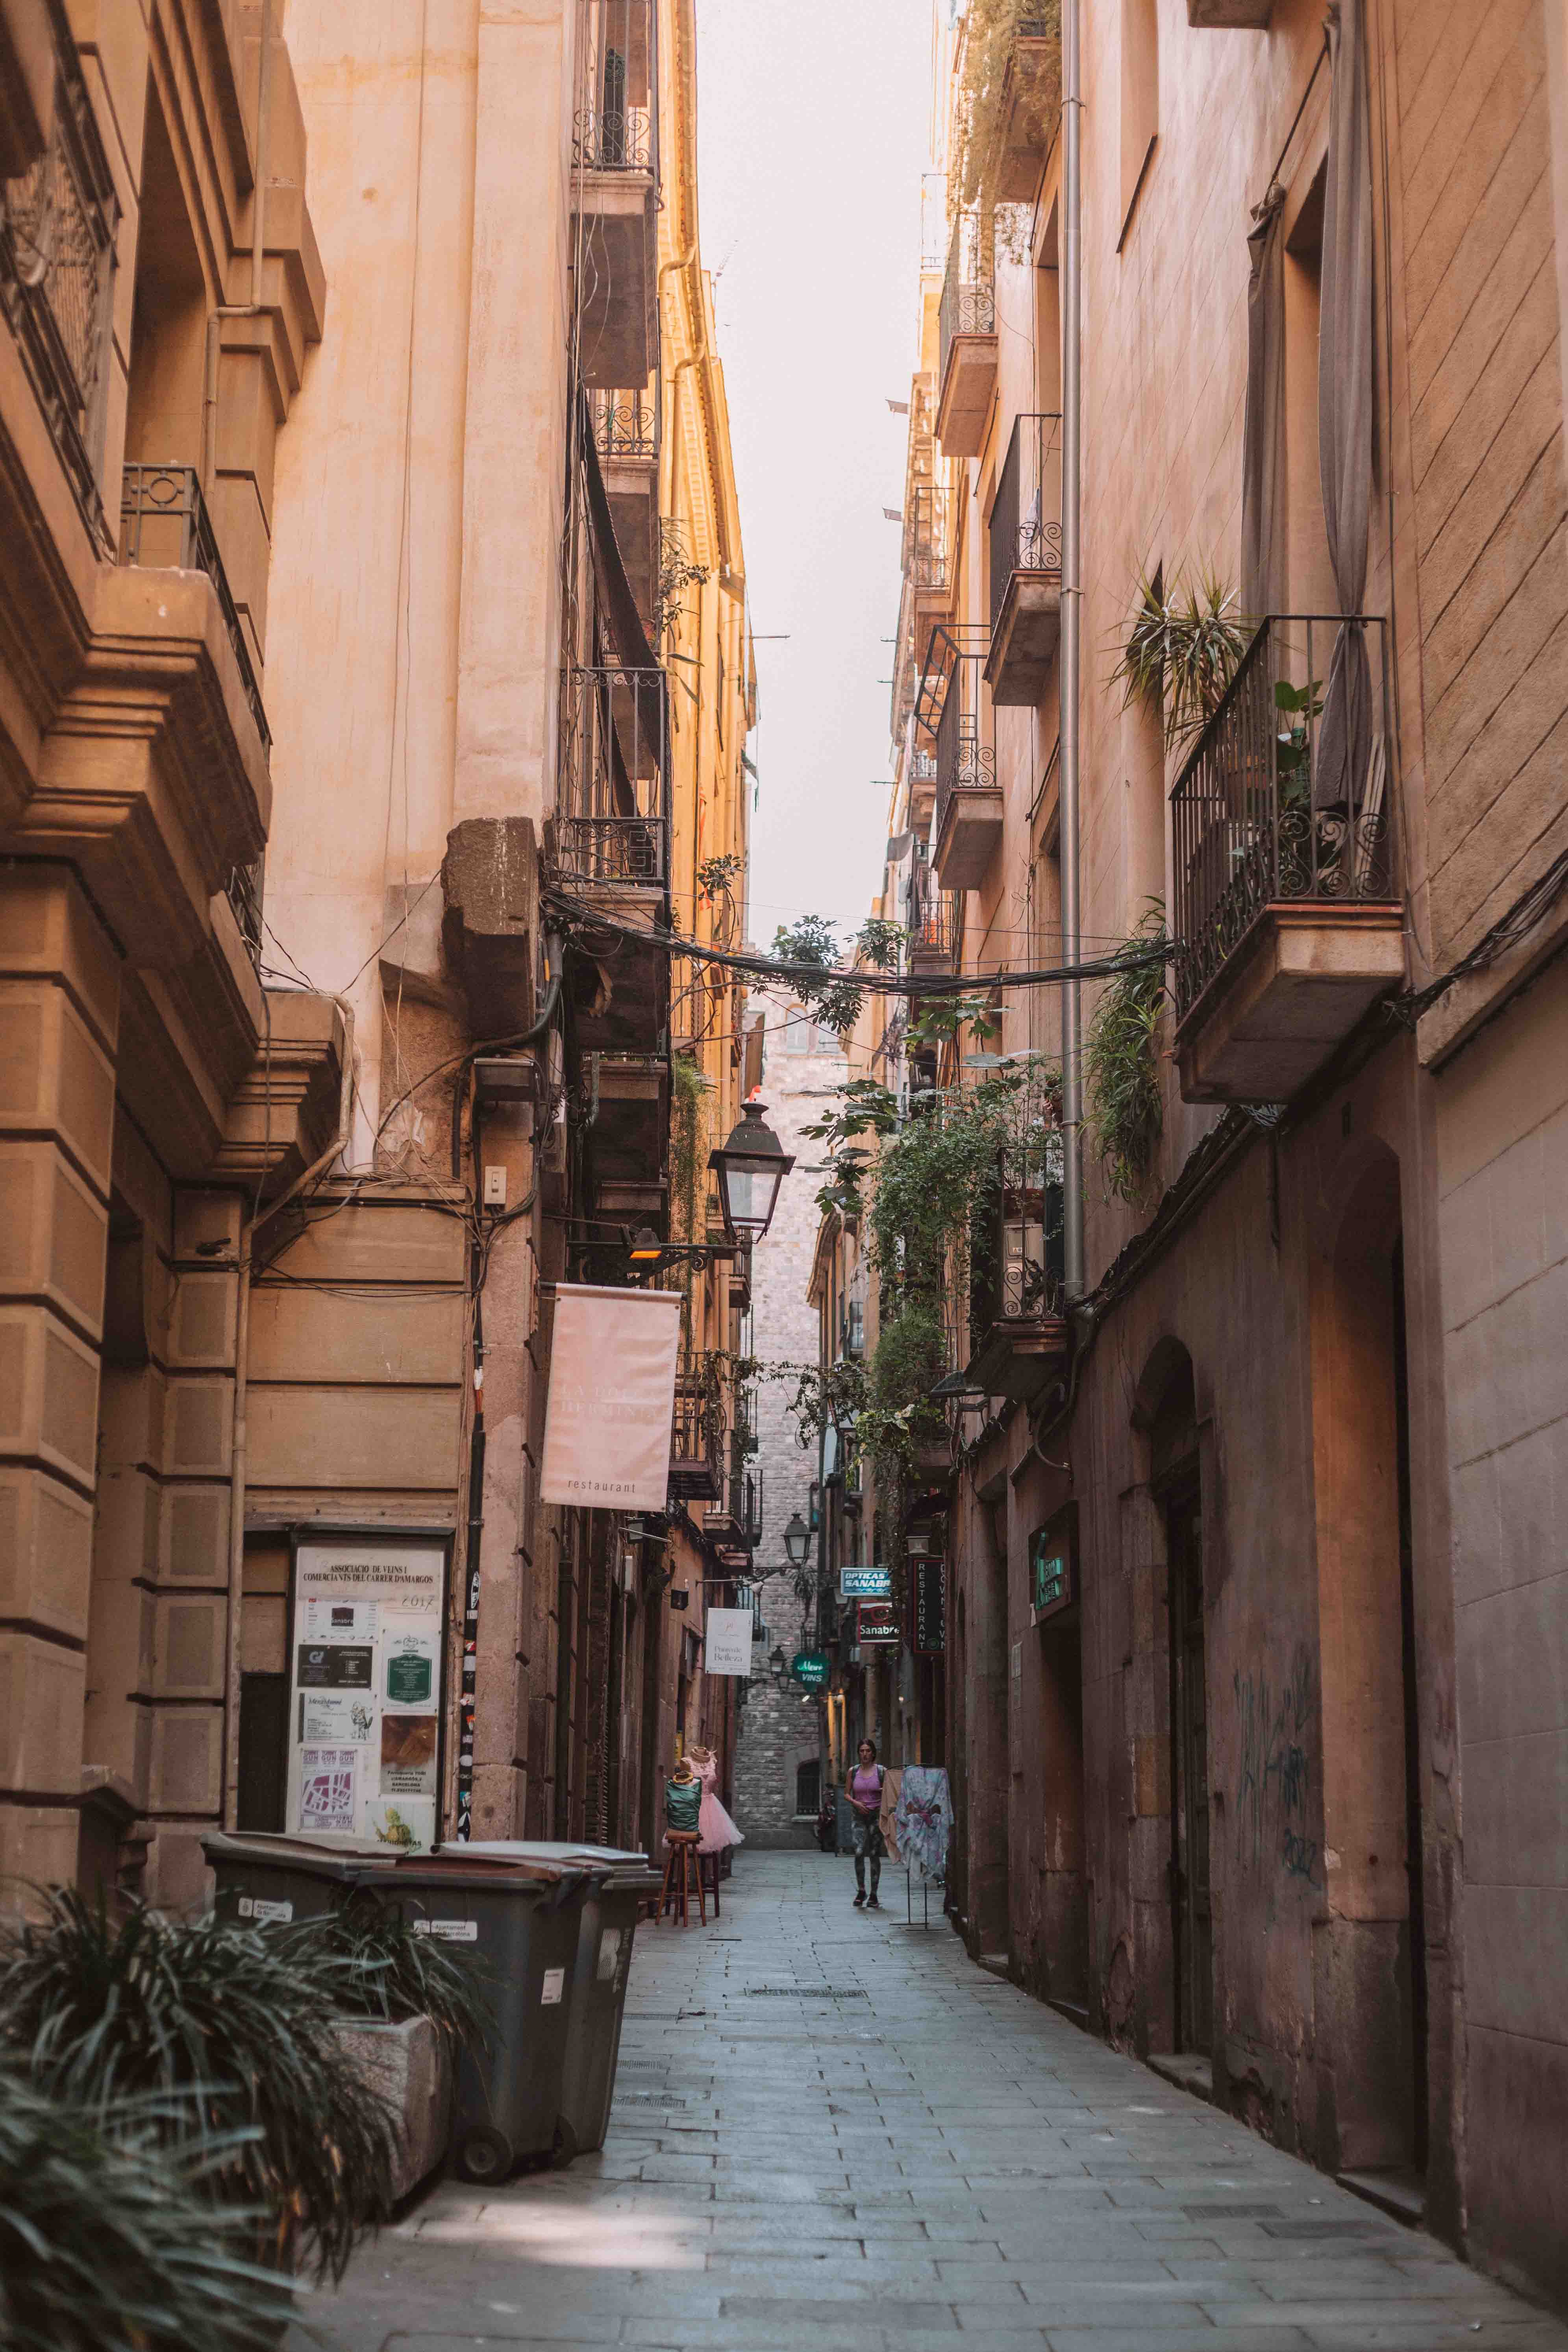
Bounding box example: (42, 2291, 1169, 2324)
(768, 1642, 787, 1687)
(783, 1511, 811, 1569)
(709, 1098, 794, 1247)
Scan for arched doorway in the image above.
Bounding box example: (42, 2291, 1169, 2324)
(1311, 1145, 1426, 2175)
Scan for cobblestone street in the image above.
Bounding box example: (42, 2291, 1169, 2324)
(292, 1853, 1568, 2352)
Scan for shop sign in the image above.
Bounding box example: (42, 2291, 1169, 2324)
(856, 1599, 899, 1647)
(839, 1564, 890, 1600)
(791, 1650, 829, 1689)
(1030, 1503, 1079, 1625)
(911, 1556, 946, 1655)
(539, 1284, 683, 1510)
(286, 1534, 449, 1852)
(704, 1606, 752, 1676)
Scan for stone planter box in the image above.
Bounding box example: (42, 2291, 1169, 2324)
(333, 2015, 453, 2202)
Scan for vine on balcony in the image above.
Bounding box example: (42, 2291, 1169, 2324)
(1085, 905, 1170, 1203)
(953, 0, 1061, 236)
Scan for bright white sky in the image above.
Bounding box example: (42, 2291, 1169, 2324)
(694, 0, 934, 946)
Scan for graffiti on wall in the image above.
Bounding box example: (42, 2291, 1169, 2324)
(1233, 1641, 1318, 1884)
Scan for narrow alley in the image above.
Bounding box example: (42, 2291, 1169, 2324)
(294, 1854, 1568, 2352)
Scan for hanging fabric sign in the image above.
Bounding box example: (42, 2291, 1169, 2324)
(703, 1606, 753, 1676)
(539, 1284, 683, 1510)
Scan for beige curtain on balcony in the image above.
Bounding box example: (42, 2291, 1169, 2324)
(1239, 181, 1285, 629)
(1315, 0, 1375, 814)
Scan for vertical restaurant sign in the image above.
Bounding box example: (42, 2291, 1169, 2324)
(539, 1285, 683, 1510)
(703, 1606, 753, 1677)
(911, 1556, 946, 1655)
(286, 1537, 447, 1854)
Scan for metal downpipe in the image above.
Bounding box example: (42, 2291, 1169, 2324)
(1059, 0, 1085, 1303)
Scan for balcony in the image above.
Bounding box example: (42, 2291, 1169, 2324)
(921, 631, 1001, 893)
(585, 1049, 668, 1223)
(966, 1127, 1068, 1404)
(121, 464, 270, 752)
(908, 883, 958, 977)
(0, 7, 119, 541)
(994, 17, 1062, 200)
(705, 1460, 763, 1567)
(552, 662, 670, 1053)
(669, 1369, 723, 1503)
(590, 383, 658, 627)
(986, 413, 1062, 707)
(936, 214, 996, 459)
(572, 0, 657, 389)
(1187, 1, 1272, 21)
(1170, 614, 1404, 1104)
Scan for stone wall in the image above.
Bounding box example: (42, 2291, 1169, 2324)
(730, 1008, 844, 1845)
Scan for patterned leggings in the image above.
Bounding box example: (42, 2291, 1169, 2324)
(851, 1814, 884, 1896)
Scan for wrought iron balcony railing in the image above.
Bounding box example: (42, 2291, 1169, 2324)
(555, 663, 669, 887)
(120, 464, 270, 752)
(669, 1368, 724, 1501)
(0, 8, 118, 540)
(1170, 614, 1395, 1021)
(927, 640, 994, 856)
(938, 211, 994, 391)
(910, 749, 939, 785)
(225, 857, 264, 972)
(574, 0, 657, 174)
(908, 886, 959, 971)
(589, 384, 657, 460)
(989, 412, 1062, 637)
(904, 482, 951, 594)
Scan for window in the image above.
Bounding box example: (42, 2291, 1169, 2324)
(796, 1759, 821, 1816)
(1118, 0, 1159, 251)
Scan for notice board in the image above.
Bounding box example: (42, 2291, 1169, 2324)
(285, 1533, 450, 1853)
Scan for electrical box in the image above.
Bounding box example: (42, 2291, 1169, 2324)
(482, 1166, 507, 1209)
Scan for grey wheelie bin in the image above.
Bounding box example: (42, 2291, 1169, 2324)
(459, 1841, 663, 2156)
(204, 1833, 593, 2184)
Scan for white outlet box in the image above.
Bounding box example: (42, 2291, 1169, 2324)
(482, 1166, 507, 1208)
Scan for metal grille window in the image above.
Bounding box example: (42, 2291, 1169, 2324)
(1170, 614, 1395, 1021)
(556, 664, 669, 884)
(0, 12, 119, 538)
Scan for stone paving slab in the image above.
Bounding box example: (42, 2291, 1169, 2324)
(289, 1851, 1568, 2352)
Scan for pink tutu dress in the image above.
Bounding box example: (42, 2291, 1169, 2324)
(695, 1752, 743, 1853)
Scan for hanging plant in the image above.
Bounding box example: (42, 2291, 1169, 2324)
(953, 0, 1062, 222)
(1110, 566, 1252, 751)
(1085, 905, 1169, 1203)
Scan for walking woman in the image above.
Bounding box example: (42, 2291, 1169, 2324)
(846, 1738, 885, 1910)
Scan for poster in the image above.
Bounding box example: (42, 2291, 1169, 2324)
(539, 1285, 683, 1509)
(285, 1537, 448, 1851)
(703, 1606, 753, 1676)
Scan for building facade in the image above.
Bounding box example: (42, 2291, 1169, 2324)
(1, 0, 756, 1908)
(859, 0, 1568, 2315)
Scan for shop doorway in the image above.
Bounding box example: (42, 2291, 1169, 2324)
(1166, 1477, 1211, 2056)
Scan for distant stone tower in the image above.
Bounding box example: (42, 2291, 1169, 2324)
(731, 1000, 847, 1845)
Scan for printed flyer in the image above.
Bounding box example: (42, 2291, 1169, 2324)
(284, 1538, 448, 1850)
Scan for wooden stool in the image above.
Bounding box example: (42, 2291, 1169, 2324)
(660, 1831, 705, 1926)
(701, 1846, 723, 1918)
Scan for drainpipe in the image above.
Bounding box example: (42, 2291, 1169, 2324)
(222, 999, 355, 1829)
(1059, 0, 1085, 1304)
(201, 0, 273, 495)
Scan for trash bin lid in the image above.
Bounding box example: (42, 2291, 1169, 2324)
(203, 1831, 402, 1878)
(455, 1840, 650, 1865)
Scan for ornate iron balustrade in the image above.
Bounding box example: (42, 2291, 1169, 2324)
(908, 885, 958, 970)
(574, 0, 656, 172)
(910, 750, 938, 785)
(669, 1368, 723, 1501)
(556, 662, 668, 885)
(931, 644, 995, 855)
(989, 411, 1062, 635)
(120, 464, 271, 752)
(904, 482, 950, 593)
(1170, 613, 1395, 1021)
(589, 384, 657, 459)
(938, 211, 994, 390)
(0, 6, 119, 542)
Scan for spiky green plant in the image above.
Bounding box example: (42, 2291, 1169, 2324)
(281, 1891, 492, 2050)
(1111, 566, 1252, 751)
(0, 2066, 297, 2352)
(1085, 907, 1170, 1202)
(0, 1891, 399, 2282)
